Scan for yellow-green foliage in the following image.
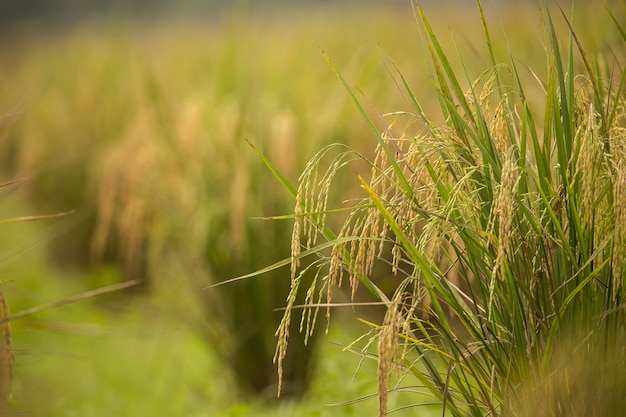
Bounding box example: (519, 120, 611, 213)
(1, 1, 622, 415)
(0, 3, 427, 405)
(0, 8, 425, 267)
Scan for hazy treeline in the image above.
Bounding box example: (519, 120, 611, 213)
(0, 0, 391, 22)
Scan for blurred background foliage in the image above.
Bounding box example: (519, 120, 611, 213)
(0, 1, 431, 415)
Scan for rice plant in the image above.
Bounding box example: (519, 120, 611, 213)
(0, 189, 14, 414)
(272, 1, 626, 415)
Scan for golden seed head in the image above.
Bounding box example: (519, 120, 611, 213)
(612, 160, 626, 302)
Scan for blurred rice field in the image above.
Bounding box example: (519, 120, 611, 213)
(0, 0, 616, 415)
(0, 4, 429, 415)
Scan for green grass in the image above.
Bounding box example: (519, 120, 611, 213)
(0, 190, 408, 416)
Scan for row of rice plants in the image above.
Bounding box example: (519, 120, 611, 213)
(271, 1, 626, 415)
(0, 6, 427, 401)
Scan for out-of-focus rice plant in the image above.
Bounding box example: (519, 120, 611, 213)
(0, 6, 426, 399)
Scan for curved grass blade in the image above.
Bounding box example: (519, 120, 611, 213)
(322, 50, 414, 200)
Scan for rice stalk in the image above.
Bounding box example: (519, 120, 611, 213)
(611, 143, 626, 303)
(0, 290, 12, 408)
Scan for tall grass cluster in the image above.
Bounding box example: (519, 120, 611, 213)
(272, 1, 626, 416)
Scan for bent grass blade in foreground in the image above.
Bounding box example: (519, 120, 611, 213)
(0, 200, 136, 411)
(0, 201, 77, 407)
